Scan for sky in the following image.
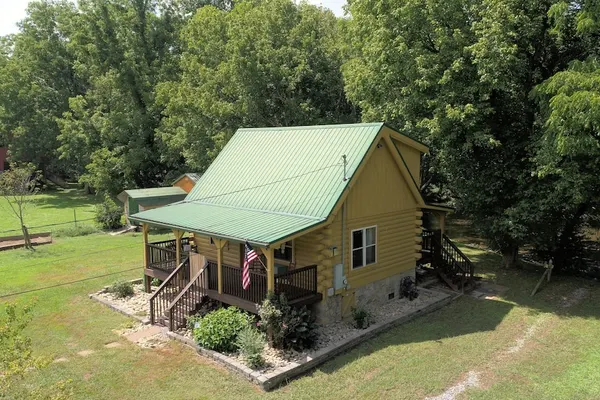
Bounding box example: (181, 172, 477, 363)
(0, 0, 346, 36)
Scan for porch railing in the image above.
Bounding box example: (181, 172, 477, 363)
(147, 238, 191, 273)
(205, 261, 318, 304)
(275, 264, 318, 301)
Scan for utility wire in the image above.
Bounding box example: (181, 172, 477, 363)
(188, 162, 344, 203)
(0, 218, 96, 234)
(0, 266, 141, 299)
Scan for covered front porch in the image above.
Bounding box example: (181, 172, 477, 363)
(141, 227, 321, 325)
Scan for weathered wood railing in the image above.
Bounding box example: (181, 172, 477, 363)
(205, 261, 318, 304)
(421, 229, 434, 253)
(221, 264, 268, 304)
(147, 238, 191, 273)
(440, 233, 475, 291)
(275, 264, 318, 301)
(149, 257, 190, 325)
(166, 263, 209, 331)
(424, 228, 475, 292)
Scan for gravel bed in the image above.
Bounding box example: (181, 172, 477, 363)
(95, 284, 154, 318)
(183, 288, 448, 373)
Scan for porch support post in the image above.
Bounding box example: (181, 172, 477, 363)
(439, 213, 446, 235)
(262, 247, 275, 292)
(142, 223, 150, 292)
(215, 239, 227, 294)
(173, 229, 185, 266)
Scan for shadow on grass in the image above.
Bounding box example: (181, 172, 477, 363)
(318, 296, 513, 375)
(34, 188, 100, 212)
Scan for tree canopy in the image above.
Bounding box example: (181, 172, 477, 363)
(1, 0, 600, 270)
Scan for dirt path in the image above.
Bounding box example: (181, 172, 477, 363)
(425, 288, 589, 400)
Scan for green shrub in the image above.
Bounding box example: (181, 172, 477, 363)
(351, 305, 372, 329)
(108, 280, 134, 298)
(94, 194, 123, 230)
(54, 224, 99, 238)
(258, 293, 318, 351)
(151, 277, 161, 287)
(235, 326, 265, 368)
(193, 307, 250, 352)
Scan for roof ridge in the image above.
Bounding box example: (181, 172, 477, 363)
(237, 122, 384, 132)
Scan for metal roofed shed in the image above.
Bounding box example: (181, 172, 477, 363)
(129, 122, 424, 245)
(118, 187, 188, 225)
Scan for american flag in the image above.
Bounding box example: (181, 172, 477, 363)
(242, 241, 258, 289)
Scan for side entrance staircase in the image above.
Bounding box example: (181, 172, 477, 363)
(419, 229, 476, 293)
(149, 256, 210, 331)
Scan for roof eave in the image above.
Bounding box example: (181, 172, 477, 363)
(129, 214, 271, 248)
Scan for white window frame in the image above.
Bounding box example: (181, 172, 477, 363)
(274, 240, 294, 264)
(351, 226, 377, 269)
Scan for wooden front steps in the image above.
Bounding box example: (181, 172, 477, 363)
(419, 229, 476, 293)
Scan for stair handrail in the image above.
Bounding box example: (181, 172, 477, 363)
(165, 262, 209, 331)
(432, 233, 475, 292)
(149, 256, 190, 325)
(442, 233, 472, 265)
(442, 234, 475, 284)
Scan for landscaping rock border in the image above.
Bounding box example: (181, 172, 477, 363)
(88, 278, 151, 325)
(168, 288, 457, 391)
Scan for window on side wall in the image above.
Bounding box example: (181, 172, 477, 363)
(351, 226, 377, 269)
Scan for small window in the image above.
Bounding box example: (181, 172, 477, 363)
(274, 241, 293, 262)
(351, 226, 377, 269)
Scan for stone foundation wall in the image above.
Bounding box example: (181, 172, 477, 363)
(314, 268, 416, 324)
(354, 269, 416, 307)
(313, 295, 342, 324)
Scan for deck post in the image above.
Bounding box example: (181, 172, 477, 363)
(173, 229, 184, 266)
(438, 212, 446, 235)
(215, 239, 227, 294)
(142, 223, 150, 292)
(262, 247, 275, 292)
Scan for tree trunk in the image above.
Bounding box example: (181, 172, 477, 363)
(21, 225, 32, 250)
(501, 244, 519, 269)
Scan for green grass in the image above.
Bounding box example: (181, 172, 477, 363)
(1, 200, 599, 399)
(0, 187, 102, 235)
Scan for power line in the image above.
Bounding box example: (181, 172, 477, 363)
(0, 218, 96, 234)
(0, 266, 141, 299)
(188, 162, 343, 203)
(1, 242, 141, 269)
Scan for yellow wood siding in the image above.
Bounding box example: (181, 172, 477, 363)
(341, 136, 421, 288)
(193, 234, 240, 266)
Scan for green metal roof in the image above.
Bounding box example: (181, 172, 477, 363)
(121, 187, 188, 199)
(130, 122, 385, 246)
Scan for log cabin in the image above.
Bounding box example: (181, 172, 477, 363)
(129, 123, 473, 329)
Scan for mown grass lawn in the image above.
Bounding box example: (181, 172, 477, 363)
(0, 186, 101, 235)
(1, 219, 599, 399)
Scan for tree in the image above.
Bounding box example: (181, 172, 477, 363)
(0, 301, 42, 392)
(0, 1, 82, 177)
(57, 0, 184, 193)
(344, 0, 580, 268)
(0, 165, 38, 249)
(156, 0, 357, 171)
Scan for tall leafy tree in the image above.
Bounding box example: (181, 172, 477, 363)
(344, 0, 577, 268)
(532, 1, 600, 267)
(157, 0, 357, 171)
(58, 0, 184, 193)
(0, 1, 81, 176)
